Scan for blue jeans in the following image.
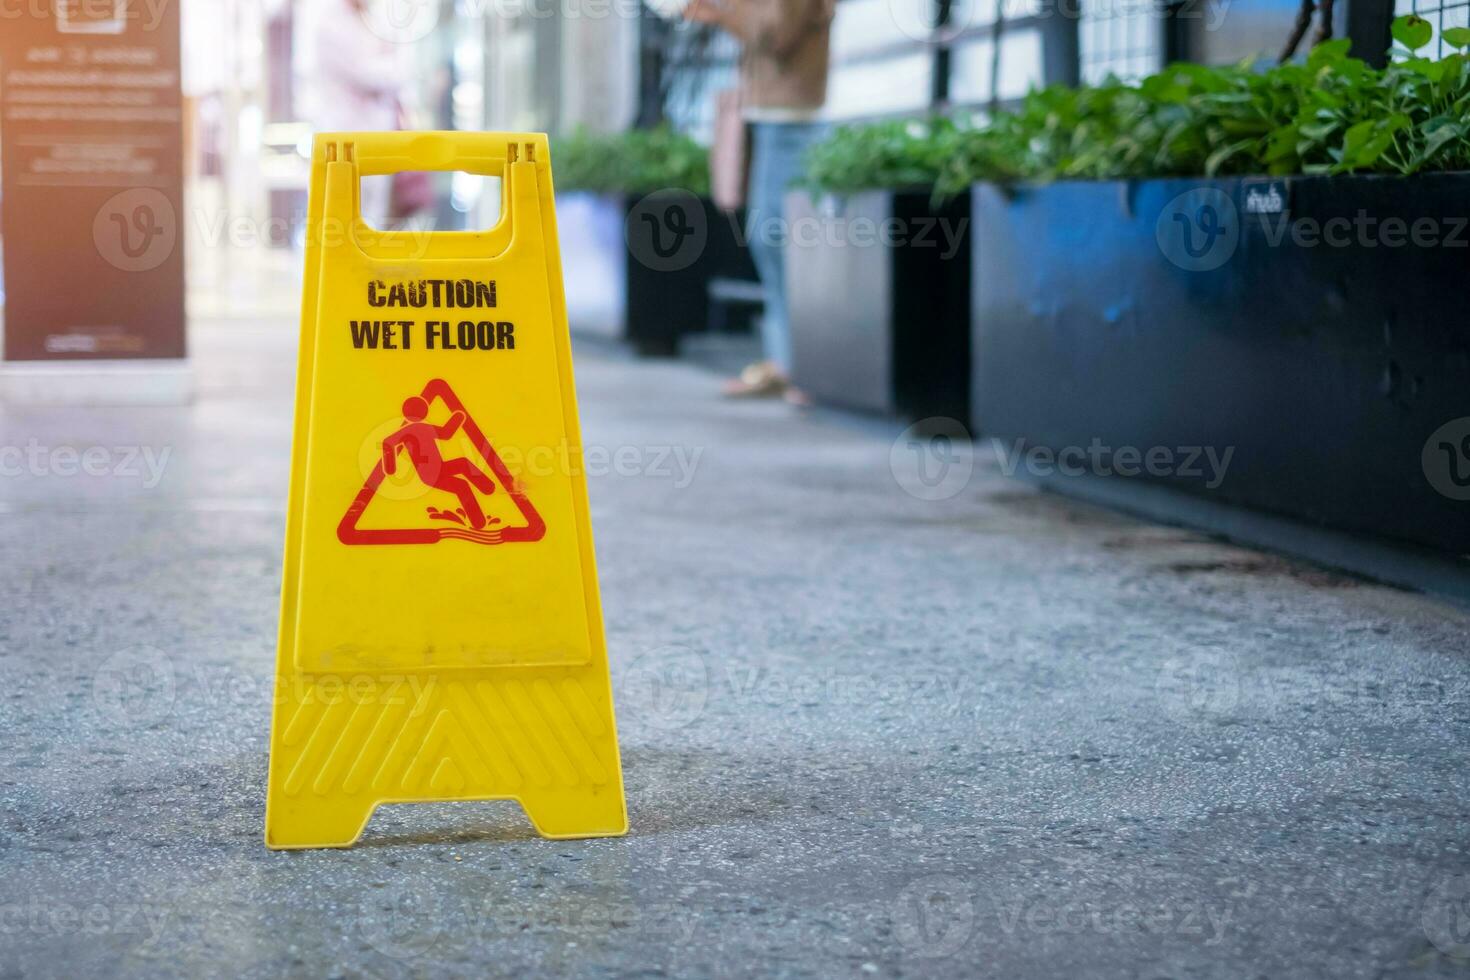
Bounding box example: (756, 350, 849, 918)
(746, 121, 825, 375)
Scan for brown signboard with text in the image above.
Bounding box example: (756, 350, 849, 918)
(0, 0, 185, 361)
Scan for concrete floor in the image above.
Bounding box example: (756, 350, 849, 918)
(2, 319, 1469, 979)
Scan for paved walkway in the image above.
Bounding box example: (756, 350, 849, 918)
(2, 320, 1469, 978)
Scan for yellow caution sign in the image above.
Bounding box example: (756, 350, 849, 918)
(266, 132, 627, 848)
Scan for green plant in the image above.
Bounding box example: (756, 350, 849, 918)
(801, 17, 1470, 201)
(551, 125, 711, 196)
(799, 116, 974, 196)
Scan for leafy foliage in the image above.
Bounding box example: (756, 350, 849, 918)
(799, 18, 1470, 201)
(799, 117, 976, 196)
(551, 125, 711, 196)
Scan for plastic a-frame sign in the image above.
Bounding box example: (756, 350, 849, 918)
(266, 132, 626, 848)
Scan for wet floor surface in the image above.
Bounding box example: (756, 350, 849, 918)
(2, 320, 1468, 978)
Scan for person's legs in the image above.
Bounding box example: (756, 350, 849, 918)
(434, 475, 487, 529)
(442, 457, 495, 495)
(745, 123, 787, 375)
(744, 121, 826, 379)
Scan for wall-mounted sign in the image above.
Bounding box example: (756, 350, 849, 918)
(0, 0, 185, 363)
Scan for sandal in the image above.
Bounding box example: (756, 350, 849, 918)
(722, 361, 788, 398)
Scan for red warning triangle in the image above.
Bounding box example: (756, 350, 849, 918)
(337, 378, 545, 546)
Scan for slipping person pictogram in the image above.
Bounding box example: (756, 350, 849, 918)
(382, 395, 498, 530)
(338, 378, 546, 546)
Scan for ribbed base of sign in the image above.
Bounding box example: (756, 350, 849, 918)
(0, 359, 192, 406)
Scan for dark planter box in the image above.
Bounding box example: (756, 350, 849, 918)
(559, 191, 756, 357)
(972, 173, 1470, 555)
(624, 192, 757, 357)
(786, 189, 972, 420)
